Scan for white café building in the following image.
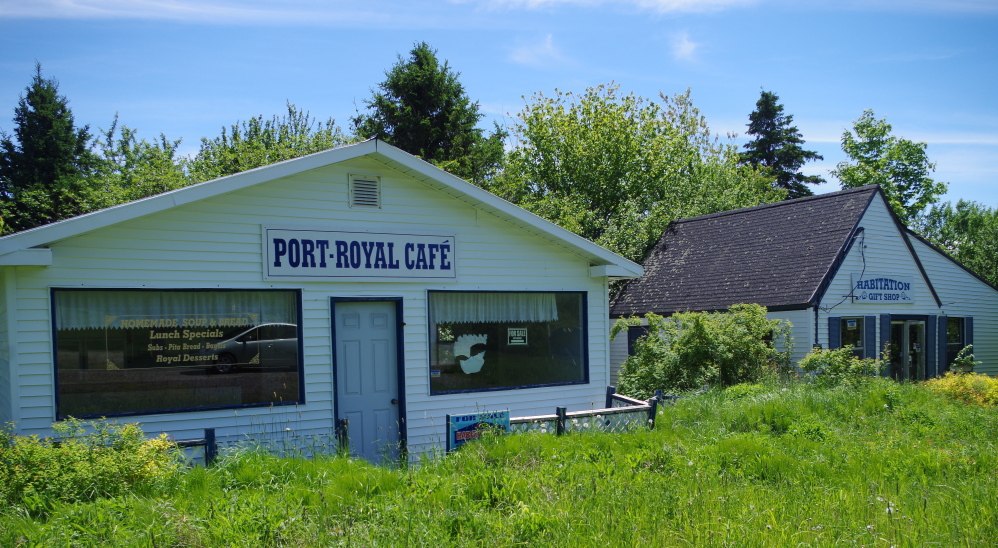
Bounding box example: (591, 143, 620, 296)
(0, 140, 641, 461)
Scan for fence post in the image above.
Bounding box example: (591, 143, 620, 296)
(204, 428, 216, 466)
(335, 418, 350, 454)
(556, 407, 567, 436)
(654, 389, 663, 401)
(647, 397, 659, 430)
(605, 386, 616, 408)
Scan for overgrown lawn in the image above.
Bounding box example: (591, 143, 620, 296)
(2, 380, 996, 546)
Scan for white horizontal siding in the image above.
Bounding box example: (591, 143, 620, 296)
(0, 267, 10, 423)
(815, 197, 998, 376)
(608, 331, 629, 386)
(909, 237, 998, 376)
(8, 157, 613, 456)
(768, 309, 813, 365)
(817, 198, 935, 346)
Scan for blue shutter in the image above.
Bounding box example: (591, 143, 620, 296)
(880, 314, 892, 378)
(937, 315, 948, 376)
(966, 317, 974, 347)
(864, 316, 876, 360)
(926, 315, 937, 378)
(828, 317, 841, 350)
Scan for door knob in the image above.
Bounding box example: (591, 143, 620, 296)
(391, 399, 398, 405)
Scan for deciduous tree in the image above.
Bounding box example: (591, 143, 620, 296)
(189, 103, 350, 183)
(916, 200, 998, 286)
(92, 115, 189, 204)
(492, 84, 783, 264)
(352, 42, 505, 185)
(832, 110, 947, 225)
(739, 90, 824, 199)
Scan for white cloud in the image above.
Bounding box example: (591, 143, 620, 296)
(508, 34, 570, 68)
(669, 30, 699, 61)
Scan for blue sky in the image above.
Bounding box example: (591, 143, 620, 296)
(1, 0, 996, 206)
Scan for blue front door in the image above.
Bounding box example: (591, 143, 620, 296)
(334, 300, 401, 463)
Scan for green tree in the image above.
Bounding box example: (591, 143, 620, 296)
(917, 200, 998, 286)
(352, 42, 505, 185)
(92, 115, 189, 204)
(189, 103, 350, 183)
(491, 84, 783, 264)
(0, 64, 103, 234)
(832, 110, 948, 225)
(611, 304, 793, 397)
(739, 90, 824, 199)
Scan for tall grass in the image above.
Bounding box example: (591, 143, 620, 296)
(2, 380, 996, 546)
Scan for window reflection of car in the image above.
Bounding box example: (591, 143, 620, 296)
(205, 323, 298, 373)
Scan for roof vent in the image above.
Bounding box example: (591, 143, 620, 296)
(350, 175, 381, 209)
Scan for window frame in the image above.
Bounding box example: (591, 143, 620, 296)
(426, 290, 589, 395)
(945, 317, 966, 368)
(51, 287, 305, 419)
(840, 316, 865, 358)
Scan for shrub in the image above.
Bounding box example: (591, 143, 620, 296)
(924, 371, 998, 407)
(611, 304, 793, 398)
(949, 344, 982, 372)
(798, 346, 883, 388)
(0, 419, 181, 511)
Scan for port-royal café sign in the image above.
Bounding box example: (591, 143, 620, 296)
(851, 274, 915, 304)
(263, 227, 456, 280)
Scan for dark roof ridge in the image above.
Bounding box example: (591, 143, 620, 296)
(671, 185, 880, 225)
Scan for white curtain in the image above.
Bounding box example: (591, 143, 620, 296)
(430, 292, 559, 324)
(54, 290, 297, 330)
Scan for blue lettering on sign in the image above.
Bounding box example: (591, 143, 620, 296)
(316, 240, 329, 268)
(301, 239, 316, 267)
(334, 241, 348, 268)
(373, 242, 388, 269)
(267, 230, 455, 278)
(404, 243, 416, 269)
(272, 239, 287, 267)
(415, 243, 429, 269)
(440, 243, 451, 270)
(361, 241, 376, 268)
(348, 241, 361, 269)
(388, 242, 400, 269)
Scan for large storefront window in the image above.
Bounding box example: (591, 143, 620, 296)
(53, 289, 302, 418)
(428, 291, 587, 394)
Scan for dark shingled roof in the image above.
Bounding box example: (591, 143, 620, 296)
(611, 185, 880, 316)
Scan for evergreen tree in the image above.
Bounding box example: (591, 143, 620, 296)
(352, 42, 505, 185)
(0, 64, 103, 234)
(739, 91, 824, 199)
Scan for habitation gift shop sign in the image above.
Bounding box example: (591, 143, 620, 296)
(851, 274, 915, 303)
(264, 227, 456, 280)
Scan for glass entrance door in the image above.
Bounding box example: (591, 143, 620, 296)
(890, 320, 926, 381)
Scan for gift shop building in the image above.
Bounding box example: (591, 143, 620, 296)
(610, 186, 998, 382)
